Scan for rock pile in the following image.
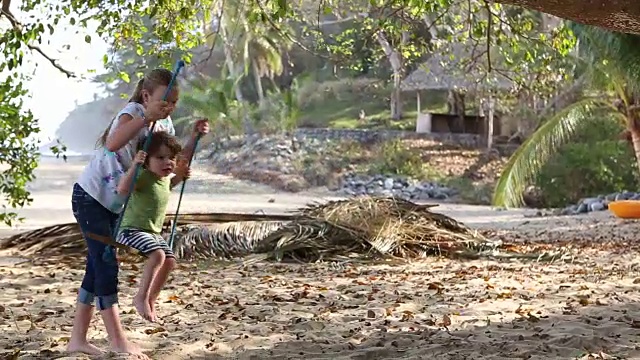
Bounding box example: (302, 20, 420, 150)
(559, 191, 639, 215)
(199, 133, 457, 199)
(203, 135, 315, 175)
(337, 173, 456, 200)
(199, 134, 343, 192)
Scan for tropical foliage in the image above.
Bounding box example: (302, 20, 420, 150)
(492, 22, 640, 207)
(0, 0, 637, 225)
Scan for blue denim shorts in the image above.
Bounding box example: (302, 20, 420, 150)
(71, 183, 120, 310)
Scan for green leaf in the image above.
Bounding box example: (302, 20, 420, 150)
(492, 99, 618, 207)
(118, 72, 130, 83)
(84, 35, 91, 43)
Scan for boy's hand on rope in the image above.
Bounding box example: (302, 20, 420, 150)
(192, 119, 210, 138)
(134, 151, 147, 165)
(175, 158, 191, 180)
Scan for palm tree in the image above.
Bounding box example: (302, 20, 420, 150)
(244, 21, 291, 103)
(211, 2, 291, 132)
(492, 23, 640, 207)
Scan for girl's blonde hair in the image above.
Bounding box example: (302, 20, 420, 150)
(97, 68, 176, 148)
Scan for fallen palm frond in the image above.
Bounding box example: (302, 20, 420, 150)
(0, 196, 570, 263)
(0, 212, 296, 258)
(0, 223, 83, 255)
(172, 221, 287, 260)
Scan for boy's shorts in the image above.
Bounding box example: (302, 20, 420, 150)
(116, 228, 175, 258)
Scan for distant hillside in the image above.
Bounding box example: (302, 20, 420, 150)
(54, 96, 126, 153)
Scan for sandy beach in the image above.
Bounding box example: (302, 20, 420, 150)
(1, 156, 639, 359)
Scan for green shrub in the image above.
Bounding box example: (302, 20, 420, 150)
(369, 139, 429, 179)
(572, 113, 626, 142)
(294, 77, 445, 129)
(296, 78, 388, 111)
(535, 140, 639, 208)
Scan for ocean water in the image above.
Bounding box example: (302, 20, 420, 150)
(39, 149, 86, 157)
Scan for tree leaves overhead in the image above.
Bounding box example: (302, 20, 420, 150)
(94, 15, 187, 97)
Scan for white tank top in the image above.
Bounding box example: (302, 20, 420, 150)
(76, 102, 176, 213)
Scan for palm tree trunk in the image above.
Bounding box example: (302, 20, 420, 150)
(220, 14, 253, 134)
(629, 129, 640, 168)
(627, 110, 640, 178)
(252, 61, 265, 103)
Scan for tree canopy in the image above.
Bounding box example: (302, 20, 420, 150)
(0, 0, 637, 223)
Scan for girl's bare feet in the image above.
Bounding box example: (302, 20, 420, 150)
(133, 294, 156, 322)
(67, 340, 103, 355)
(111, 340, 150, 360)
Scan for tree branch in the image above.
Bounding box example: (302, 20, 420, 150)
(483, 0, 492, 73)
(254, 0, 331, 60)
(196, 0, 225, 66)
(26, 44, 75, 77)
(1, 0, 75, 78)
(494, 0, 640, 35)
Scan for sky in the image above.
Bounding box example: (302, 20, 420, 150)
(5, 7, 110, 145)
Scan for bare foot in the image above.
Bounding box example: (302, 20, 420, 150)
(67, 340, 103, 355)
(111, 340, 149, 360)
(133, 294, 156, 322)
(149, 297, 156, 316)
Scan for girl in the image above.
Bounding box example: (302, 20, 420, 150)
(67, 68, 209, 358)
(116, 132, 188, 324)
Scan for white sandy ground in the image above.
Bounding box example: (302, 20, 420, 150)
(0, 157, 639, 359)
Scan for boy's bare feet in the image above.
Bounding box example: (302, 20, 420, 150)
(67, 340, 103, 355)
(111, 340, 149, 359)
(133, 294, 156, 322)
(149, 298, 156, 317)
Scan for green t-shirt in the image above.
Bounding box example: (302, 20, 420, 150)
(120, 169, 171, 234)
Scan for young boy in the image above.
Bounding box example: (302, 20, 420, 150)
(116, 131, 190, 322)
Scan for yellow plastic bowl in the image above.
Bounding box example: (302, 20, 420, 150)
(608, 200, 640, 219)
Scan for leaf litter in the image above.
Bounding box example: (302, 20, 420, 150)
(1, 206, 640, 358)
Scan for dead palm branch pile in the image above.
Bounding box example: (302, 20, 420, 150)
(0, 196, 569, 263)
(245, 196, 503, 263)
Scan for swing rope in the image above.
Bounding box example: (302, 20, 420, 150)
(112, 60, 186, 240)
(168, 133, 202, 248)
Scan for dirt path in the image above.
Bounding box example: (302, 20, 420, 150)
(1, 156, 571, 233)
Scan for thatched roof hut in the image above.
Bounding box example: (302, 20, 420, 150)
(401, 44, 514, 93)
(402, 43, 514, 147)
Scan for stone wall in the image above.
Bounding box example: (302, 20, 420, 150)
(201, 128, 519, 157)
(293, 128, 484, 148)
